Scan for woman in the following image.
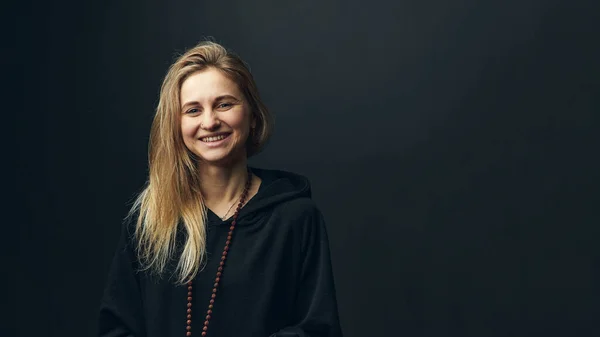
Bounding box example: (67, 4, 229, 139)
(98, 41, 343, 337)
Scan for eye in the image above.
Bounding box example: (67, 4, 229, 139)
(217, 102, 233, 109)
(186, 108, 200, 114)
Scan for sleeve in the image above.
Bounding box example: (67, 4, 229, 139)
(97, 216, 146, 337)
(271, 205, 344, 337)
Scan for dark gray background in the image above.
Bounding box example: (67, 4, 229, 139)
(7, 0, 599, 336)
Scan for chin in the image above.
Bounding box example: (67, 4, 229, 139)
(200, 157, 232, 166)
(196, 151, 246, 166)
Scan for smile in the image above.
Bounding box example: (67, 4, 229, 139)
(200, 133, 231, 142)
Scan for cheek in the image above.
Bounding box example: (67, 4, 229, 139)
(232, 109, 252, 133)
(233, 119, 251, 139)
(180, 119, 195, 137)
(180, 119, 198, 149)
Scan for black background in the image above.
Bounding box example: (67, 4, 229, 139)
(7, 0, 599, 336)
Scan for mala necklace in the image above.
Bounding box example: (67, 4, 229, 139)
(186, 168, 252, 337)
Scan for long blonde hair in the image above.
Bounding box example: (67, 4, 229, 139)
(129, 40, 273, 284)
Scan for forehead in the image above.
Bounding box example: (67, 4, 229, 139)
(180, 68, 242, 105)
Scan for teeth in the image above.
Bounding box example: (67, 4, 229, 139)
(201, 134, 226, 142)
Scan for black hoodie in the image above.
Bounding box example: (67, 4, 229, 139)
(98, 167, 343, 337)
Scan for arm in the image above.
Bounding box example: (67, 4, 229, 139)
(272, 206, 343, 337)
(97, 216, 146, 337)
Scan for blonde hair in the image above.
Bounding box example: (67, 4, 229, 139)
(129, 40, 273, 284)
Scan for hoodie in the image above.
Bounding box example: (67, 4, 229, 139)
(98, 167, 343, 337)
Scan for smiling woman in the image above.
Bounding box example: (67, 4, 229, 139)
(97, 41, 343, 337)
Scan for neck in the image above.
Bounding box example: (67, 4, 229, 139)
(198, 160, 249, 208)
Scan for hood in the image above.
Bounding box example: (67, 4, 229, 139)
(208, 167, 313, 225)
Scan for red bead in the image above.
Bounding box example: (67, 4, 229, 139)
(188, 292, 192, 296)
(187, 332, 192, 336)
(219, 261, 224, 266)
(224, 246, 229, 251)
(203, 326, 208, 331)
(208, 304, 213, 309)
(187, 281, 192, 286)
(218, 266, 223, 272)
(201, 332, 206, 337)
(207, 309, 212, 314)
(187, 309, 192, 314)
(187, 314, 191, 319)
(212, 288, 217, 293)
(221, 255, 226, 260)
(206, 314, 211, 320)
(187, 297, 192, 301)
(188, 286, 192, 291)
(231, 220, 236, 226)
(187, 319, 191, 324)
(213, 282, 218, 288)
(186, 326, 191, 331)
(225, 240, 231, 245)
(217, 272, 222, 277)
(215, 277, 220, 282)
(187, 303, 192, 308)
(230, 225, 235, 231)
(210, 300, 214, 304)
(211, 293, 216, 299)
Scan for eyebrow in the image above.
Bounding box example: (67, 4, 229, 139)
(181, 95, 241, 110)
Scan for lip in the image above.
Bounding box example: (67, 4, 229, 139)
(198, 132, 232, 147)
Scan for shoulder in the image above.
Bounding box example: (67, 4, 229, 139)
(277, 197, 320, 215)
(249, 166, 324, 224)
(273, 197, 325, 236)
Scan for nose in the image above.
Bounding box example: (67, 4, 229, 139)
(200, 111, 221, 130)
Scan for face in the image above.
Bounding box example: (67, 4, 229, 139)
(180, 68, 255, 166)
